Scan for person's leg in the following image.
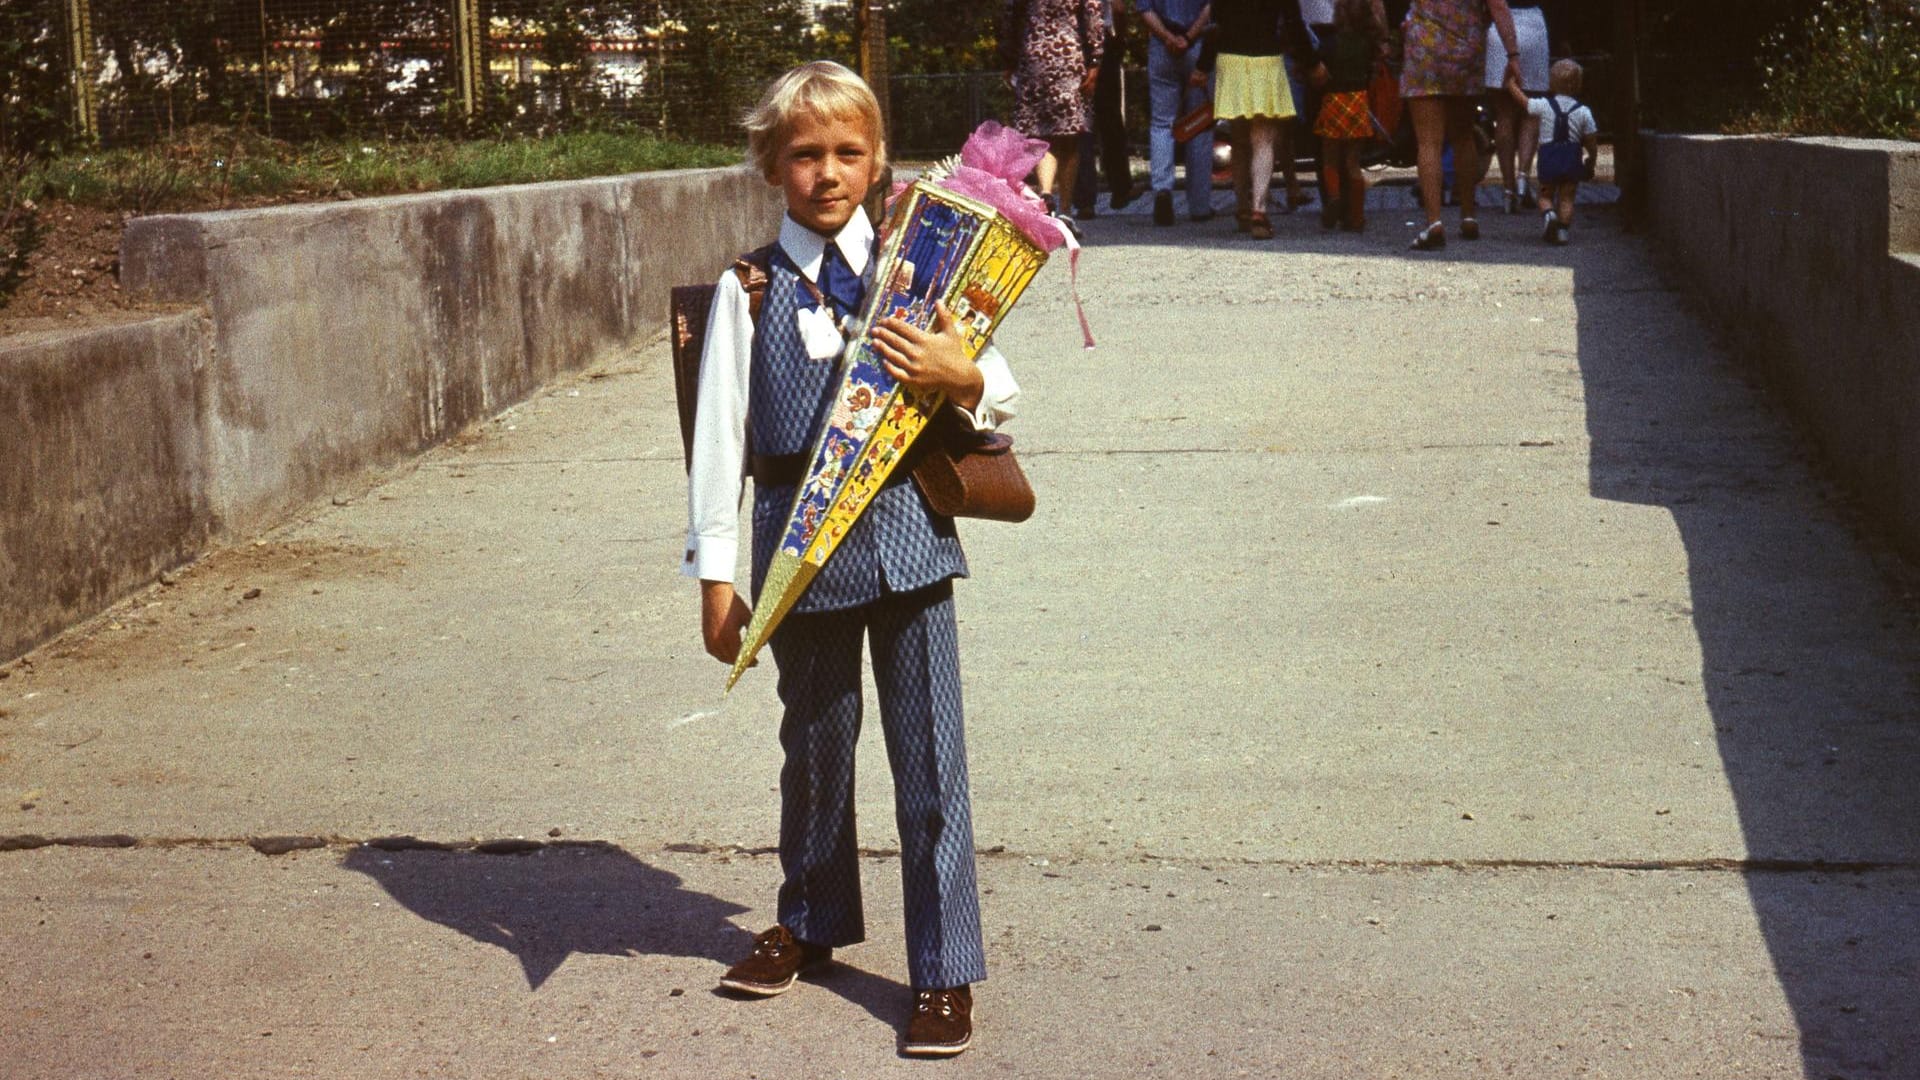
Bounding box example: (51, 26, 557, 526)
(1518, 112, 1541, 201)
(1229, 118, 1252, 227)
(1073, 130, 1098, 213)
(1094, 44, 1132, 204)
(1181, 42, 1215, 219)
(869, 582, 986, 992)
(1408, 96, 1447, 234)
(1491, 94, 1517, 193)
(769, 607, 872, 949)
(1557, 182, 1577, 229)
(1445, 96, 1481, 235)
(1278, 120, 1300, 205)
(1146, 39, 1180, 199)
(1047, 134, 1081, 210)
(1490, 91, 1519, 208)
(1338, 141, 1366, 230)
(1248, 118, 1278, 219)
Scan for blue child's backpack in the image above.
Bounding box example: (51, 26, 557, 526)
(1538, 96, 1586, 184)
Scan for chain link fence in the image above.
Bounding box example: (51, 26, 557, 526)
(5, 1, 1878, 164)
(4, 0, 840, 156)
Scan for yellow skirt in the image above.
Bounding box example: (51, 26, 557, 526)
(1213, 53, 1296, 121)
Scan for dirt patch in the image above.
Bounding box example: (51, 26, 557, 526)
(0, 201, 145, 338)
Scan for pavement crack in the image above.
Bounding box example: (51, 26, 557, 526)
(1123, 852, 1916, 875)
(4, 834, 1914, 877)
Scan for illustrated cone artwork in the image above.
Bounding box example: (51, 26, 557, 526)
(725, 123, 1078, 691)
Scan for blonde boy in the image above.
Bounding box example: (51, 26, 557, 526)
(682, 60, 1020, 1057)
(1508, 58, 1597, 245)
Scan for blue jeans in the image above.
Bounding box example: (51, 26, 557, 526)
(1147, 37, 1214, 215)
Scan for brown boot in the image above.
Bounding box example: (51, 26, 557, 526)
(902, 985, 973, 1057)
(718, 925, 832, 996)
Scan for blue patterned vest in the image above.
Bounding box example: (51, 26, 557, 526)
(748, 254, 967, 612)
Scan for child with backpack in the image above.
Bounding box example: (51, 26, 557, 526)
(682, 60, 1021, 1056)
(1508, 58, 1596, 246)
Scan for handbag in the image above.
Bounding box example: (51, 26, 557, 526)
(1173, 99, 1214, 144)
(910, 406, 1036, 523)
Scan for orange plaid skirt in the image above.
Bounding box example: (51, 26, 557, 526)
(1314, 90, 1373, 141)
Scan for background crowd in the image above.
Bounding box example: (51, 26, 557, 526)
(999, 0, 1595, 249)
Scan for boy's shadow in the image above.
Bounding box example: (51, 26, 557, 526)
(338, 842, 903, 1024)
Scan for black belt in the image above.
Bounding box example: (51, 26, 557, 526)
(749, 452, 808, 487)
(749, 449, 920, 489)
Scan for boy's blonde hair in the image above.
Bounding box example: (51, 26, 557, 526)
(743, 61, 888, 179)
(1549, 59, 1584, 97)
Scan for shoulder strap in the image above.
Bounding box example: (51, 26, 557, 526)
(732, 243, 776, 325)
(1546, 95, 1571, 143)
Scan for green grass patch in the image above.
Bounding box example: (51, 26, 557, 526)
(21, 126, 742, 214)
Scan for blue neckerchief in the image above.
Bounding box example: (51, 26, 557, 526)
(778, 241, 865, 324)
(814, 241, 865, 321)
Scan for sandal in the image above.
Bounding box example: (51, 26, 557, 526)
(1460, 217, 1480, 241)
(1250, 212, 1274, 240)
(1409, 222, 1446, 250)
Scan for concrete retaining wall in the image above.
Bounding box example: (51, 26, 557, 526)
(3, 165, 783, 662)
(1646, 134, 1920, 560)
(122, 166, 783, 537)
(1, 314, 212, 660)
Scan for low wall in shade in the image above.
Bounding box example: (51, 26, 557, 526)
(3, 165, 784, 662)
(1645, 134, 1920, 561)
(1, 314, 212, 661)
(121, 166, 783, 538)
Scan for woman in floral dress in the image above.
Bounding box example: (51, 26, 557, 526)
(1002, 0, 1107, 220)
(1399, 0, 1519, 249)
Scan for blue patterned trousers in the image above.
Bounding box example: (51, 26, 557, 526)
(768, 580, 987, 990)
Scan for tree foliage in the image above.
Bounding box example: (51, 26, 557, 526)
(1749, 0, 1920, 141)
(5, 0, 827, 150)
(815, 0, 999, 75)
(2, 0, 72, 160)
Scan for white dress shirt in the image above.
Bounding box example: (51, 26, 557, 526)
(682, 211, 1021, 583)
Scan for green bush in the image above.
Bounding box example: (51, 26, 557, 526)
(1745, 0, 1920, 141)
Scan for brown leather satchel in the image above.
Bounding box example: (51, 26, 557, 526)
(670, 247, 774, 472)
(910, 405, 1036, 523)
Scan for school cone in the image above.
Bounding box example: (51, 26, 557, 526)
(725, 180, 1050, 692)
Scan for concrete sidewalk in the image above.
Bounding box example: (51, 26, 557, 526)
(5, 199, 1919, 1078)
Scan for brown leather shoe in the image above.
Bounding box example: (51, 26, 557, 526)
(718, 925, 831, 997)
(901, 985, 973, 1057)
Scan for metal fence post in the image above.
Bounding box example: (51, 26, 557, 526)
(1612, 0, 1643, 229)
(62, 0, 97, 140)
(858, 0, 890, 141)
(258, 0, 273, 133)
(859, 0, 891, 223)
(451, 0, 486, 123)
